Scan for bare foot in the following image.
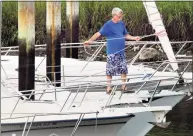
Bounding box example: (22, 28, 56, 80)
(106, 86, 112, 94)
(122, 85, 128, 91)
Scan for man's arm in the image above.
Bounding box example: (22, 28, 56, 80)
(84, 32, 101, 45)
(125, 34, 140, 41)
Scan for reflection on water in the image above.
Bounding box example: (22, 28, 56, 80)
(148, 96, 193, 136)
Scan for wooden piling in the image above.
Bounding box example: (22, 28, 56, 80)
(18, 2, 35, 100)
(0, 1, 2, 77)
(66, 1, 79, 58)
(191, 45, 193, 91)
(0, 0, 2, 49)
(46, 2, 61, 87)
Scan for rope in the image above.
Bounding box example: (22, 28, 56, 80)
(83, 32, 160, 58)
(2, 41, 192, 51)
(155, 30, 167, 37)
(81, 27, 168, 73)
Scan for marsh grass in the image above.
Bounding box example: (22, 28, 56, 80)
(1, 1, 193, 46)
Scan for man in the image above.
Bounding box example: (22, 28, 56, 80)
(84, 7, 141, 94)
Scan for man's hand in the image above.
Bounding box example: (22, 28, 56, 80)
(83, 40, 92, 46)
(133, 36, 141, 41)
(83, 32, 101, 46)
(125, 34, 141, 41)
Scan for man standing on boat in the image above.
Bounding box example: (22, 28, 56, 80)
(84, 7, 141, 94)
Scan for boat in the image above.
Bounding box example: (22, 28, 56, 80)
(1, 40, 192, 136)
(1, 0, 192, 136)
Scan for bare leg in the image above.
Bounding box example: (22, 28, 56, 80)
(121, 74, 127, 90)
(106, 75, 112, 93)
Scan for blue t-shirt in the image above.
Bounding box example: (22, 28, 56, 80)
(99, 20, 129, 55)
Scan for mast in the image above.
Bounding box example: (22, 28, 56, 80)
(142, 0, 179, 71)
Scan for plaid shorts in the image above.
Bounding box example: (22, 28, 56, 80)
(106, 54, 128, 76)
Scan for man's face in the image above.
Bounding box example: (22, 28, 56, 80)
(115, 13, 123, 22)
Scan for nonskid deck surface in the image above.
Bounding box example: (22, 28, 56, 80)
(1, 90, 172, 124)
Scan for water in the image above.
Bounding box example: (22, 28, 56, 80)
(147, 62, 193, 136)
(148, 97, 193, 136)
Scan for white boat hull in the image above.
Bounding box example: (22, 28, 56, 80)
(2, 124, 126, 136)
(1, 116, 131, 136)
(1, 94, 186, 136)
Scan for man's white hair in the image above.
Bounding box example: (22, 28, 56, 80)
(112, 7, 123, 16)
